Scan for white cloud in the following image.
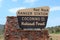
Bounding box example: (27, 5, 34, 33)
(0, 0, 2, 1)
(0, 0, 2, 2)
(24, 0, 37, 3)
(9, 6, 60, 13)
(9, 7, 26, 13)
(12, 0, 18, 2)
(50, 6, 60, 12)
(0, 0, 3, 7)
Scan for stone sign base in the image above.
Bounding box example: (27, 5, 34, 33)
(5, 16, 49, 40)
(5, 30, 49, 40)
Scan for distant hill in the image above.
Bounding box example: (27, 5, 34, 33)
(0, 24, 4, 29)
(47, 25, 60, 34)
(0, 24, 4, 35)
(0, 24, 60, 35)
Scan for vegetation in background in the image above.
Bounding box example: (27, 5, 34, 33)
(0, 24, 60, 40)
(47, 25, 60, 34)
(0, 24, 4, 40)
(0, 24, 4, 35)
(0, 24, 60, 35)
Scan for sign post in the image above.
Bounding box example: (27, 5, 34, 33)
(5, 6, 50, 40)
(17, 6, 50, 29)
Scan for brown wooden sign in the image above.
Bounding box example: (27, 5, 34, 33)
(17, 6, 50, 29)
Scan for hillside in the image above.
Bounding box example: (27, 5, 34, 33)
(0, 24, 60, 35)
(0, 24, 60, 40)
(0, 24, 4, 35)
(0, 24, 4, 29)
(47, 25, 60, 34)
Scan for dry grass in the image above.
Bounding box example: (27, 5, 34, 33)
(0, 35, 4, 40)
(49, 34, 60, 40)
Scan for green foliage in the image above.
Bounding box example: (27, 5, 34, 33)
(50, 38, 52, 40)
(0, 24, 4, 35)
(0, 24, 60, 35)
(47, 25, 60, 34)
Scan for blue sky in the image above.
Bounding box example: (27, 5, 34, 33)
(0, 0, 60, 27)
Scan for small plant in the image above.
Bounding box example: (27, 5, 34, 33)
(50, 38, 52, 40)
